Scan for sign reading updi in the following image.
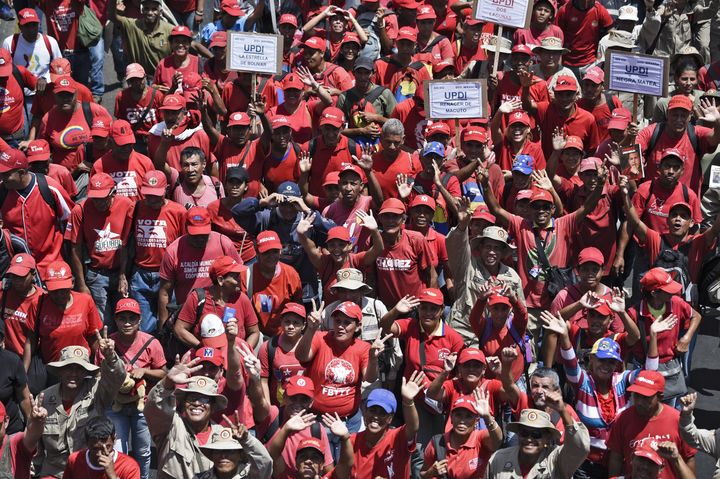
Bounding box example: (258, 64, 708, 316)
(226, 32, 283, 75)
(425, 80, 487, 120)
(605, 51, 669, 97)
(472, 0, 532, 29)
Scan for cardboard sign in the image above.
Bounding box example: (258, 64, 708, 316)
(226, 32, 283, 75)
(471, 0, 532, 29)
(425, 80, 487, 120)
(620, 144, 644, 180)
(605, 51, 669, 97)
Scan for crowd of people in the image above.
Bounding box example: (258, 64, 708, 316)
(0, 0, 718, 477)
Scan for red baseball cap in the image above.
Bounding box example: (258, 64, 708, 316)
(516, 189, 534, 201)
(0, 49, 11, 77)
(554, 75, 578, 92)
(18, 8, 39, 25)
(209, 31, 228, 49)
(279, 13, 298, 27)
(507, 110, 531, 127)
(669, 201, 692, 216)
(416, 4, 437, 19)
(297, 437, 324, 454)
(668, 95, 693, 112)
(227, 111, 251, 127)
(583, 66, 605, 84)
(6, 253, 36, 277)
(320, 107, 345, 128)
(87, 173, 116, 198)
(49, 58, 72, 81)
(425, 122, 451, 139)
(450, 395, 479, 415)
(396, 27, 417, 43)
(331, 301, 363, 322)
(186, 207, 212, 235)
(44, 260, 73, 290)
(660, 147, 685, 163)
(160, 94, 186, 111)
(433, 60, 456, 75)
(418, 288, 444, 305)
(341, 32, 361, 46)
(458, 347, 487, 365)
(26, 139, 51, 162)
(462, 127, 487, 143)
(529, 189, 553, 204)
(323, 171, 340, 186)
(639, 267, 682, 294)
(627, 370, 665, 397)
(471, 206, 496, 223)
(53, 75, 75, 94)
(379, 198, 406, 215)
(195, 346, 225, 366)
(271, 115, 291, 130)
(303, 36, 325, 51)
(282, 73, 304, 91)
(220, 0, 243, 16)
(140, 170, 168, 196)
(488, 294, 511, 307)
(338, 163, 365, 182)
(563, 135, 583, 151)
(409, 194, 437, 211)
(285, 375, 315, 397)
(590, 299, 613, 316)
(511, 44, 533, 56)
(578, 247, 604, 265)
(209, 256, 245, 279)
(327, 226, 351, 243)
(256, 230, 282, 253)
(280, 302, 306, 318)
(125, 63, 146, 80)
(170, 25, 193, 38)
(394, 0, 420, 8)
(111, 119, 136, 146)
(579, 157, 601, 172)
(115, 298, 141, 315)
(634, 446, 664, 466)
(608, 115, 630, 131)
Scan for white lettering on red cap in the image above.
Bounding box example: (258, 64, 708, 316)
(636, 376, 656, 385)
(203, 347, 214, 357)
(257, 236, 276, 244)
(15, 256, 22, 263)
(0, 152, 10, 161)
(29, 145, 42, 153)
(424, 290, 438, 296)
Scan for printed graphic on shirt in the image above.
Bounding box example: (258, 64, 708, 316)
(323, 358, 355, 397)
(0, 87, 16, 112)
(125, 107, 159, 126)
(376, 257, 412, 271)
(51, 7, 76, 32)
(179, 259, 213, 278)
(110, 171, 139, 197)
(59, 125, 90, 149)
(94, 223, 123, 252)
(136, 219, 169, 248)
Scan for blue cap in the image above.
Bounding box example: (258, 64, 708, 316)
(366, 388, 397, 414)
(590, 337, 622, 362)
(512, 154, 534, 175)
(422, 141, 445, 158)
(277, 181, 301, 198)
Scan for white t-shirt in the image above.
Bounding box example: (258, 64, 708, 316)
(2, 33, 62, 96)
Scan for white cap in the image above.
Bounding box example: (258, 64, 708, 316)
(200, 314, 225, 339)
(617, 5, 638, 21)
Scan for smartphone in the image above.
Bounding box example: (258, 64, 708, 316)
(222, 307, 236, 324)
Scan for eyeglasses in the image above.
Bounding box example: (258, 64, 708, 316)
(518, 428, 544, 439)
(531, 202, 553, 211)
(185, 395, 212, 405)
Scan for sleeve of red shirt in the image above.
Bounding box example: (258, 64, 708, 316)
(676, 297, 693, 330)
(158, 247, 177, 282)
(147, 339, 167, 369)
(599, 5, 614, 27)
(239, 294, 259, 328)
(636, 124, 653, 159)
(18, 65, 38, 90)
(177, 290, 199, 325)
(535, 101, 551, 124)
(605, 413, 625, 454)
(468, 300, 487, 338)
(696, 125, 719, 152)
(437, 37, 454, 61)
(643, 228, 662, 266)
(586, 118, 600, 153)
(395, 318, 411, 338)
(62, 450, 79, 479)
(436, 234, 449, 263)
(220, 235, 242, 262)
(258, 340, 270, 378)
(446, 176, 462, 197)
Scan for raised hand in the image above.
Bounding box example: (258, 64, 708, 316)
(307, 298, 325, 331)
(394, 295, 420, 315)
(579, 290, 601, 309)
(401, 370, 427, 402)
(225, 317, 239, 340)
(457, 196, 472, 227)
(651, 314, 678, 335)
(500, 347, 518, 365)
(551, 127, 567, 151)
(431, 161, 442, 186)
(443, 352, 458, 373)
(486, 356, 501, 375)
(531, 169, 553, 191)
(283, 409, 317, 432)
(29, 393, 47, 424)
(540, 311, 568, 337)
(222, 410, 249, 441)
(679, 392, 697, 414)
(296, 65, 319, 89)
(356, 209, 378, 231)
(322, 412, 350, 438)
(96, 326, 115, 358)
(354, 144, 376, 171)
(296, 212, 317, 236)
(618, 175, 630, 195)
(395, 173, 413, 199)
(517, 69, 533, 88)
(96, 450, 117, 477)
(370, 332, 393, 359)
(238, 343, 261, 380)
(543, 388, 565, 412)
(473, 387, 491, 418)
(477, 282, 494, 301)
(656, 441, 680, 460)
(609, 287, 626, 313)
(166, 356, 203, 386)
(699, 97, 720, 123)
(499, 99, 523, 114)
(298, 151, 312, 174)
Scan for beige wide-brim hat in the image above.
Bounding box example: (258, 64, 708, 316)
(174, 376, 229, 411)
(671, 46, 705, 69)
(482, 36, 512, 55)
(531, 36, 569, 53)
(471, 225, 516, 253)
(47, 345, 100, 373)
(199, 428, 243, 454)
(331, 268, 372, 292)
(507, 408, 561, 440)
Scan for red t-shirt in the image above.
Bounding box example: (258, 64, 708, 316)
(37, 291, 102, 362)
(213, 135, 263, 198)
(395, 318, 464, 382)
(627, 297, 693, 364)
(159, 231, 241, 303)
(206, 200, 256, 264)
(495, 138, 547, 172)
(371, 151, 422, 200)
(423, 429, 492, 478)
(132, 199, 187, 272)
(303, 331, 370, 417)
(351, 425, 415, 479)
(317, 252, 366, 304)
(301, 135, 361, 196)
(270, 424, 334, 479)
(261, 143, 300, 193)
(90, 151, 155, 200)
(372, 57, 432, 93)
(440, 378, 504, 431)
(65, 195, 134, 270)
(0, 288, 43, 357)
(513, 25, 565, 47)
(631, 180, 702, 235)
(469, 303, 529, 381)
(147, 126, 212, 172)
(96, 331, 166, 373)
(556, 1, 613, 67)
(259, 335, 306, 407)
(0, 432, 33, 479)
(535, 102, 599, 159)
(63, 450, 140, 479)
(644, 229, 714, 283)
(250, 262, 303, 336)
(221, 78, 278, 118)
(40, 0, 82, 51)
(375, 229, 433, 307)
(314, 63, 354, 92)
(269, 100, 322, 144)
(577, 96, 624, 140)
(413, 35, 454, 64)
(390, 98, 428, 151)
(47, 163, 78, 199)
(495, 73, 549, 114)
(0, 67, 36, 136)
(550, 284, 624, 331)
(152, 55, 200, 89)
(606, 405, 696, 479)
(114, 87, 165, 139)
(178, 288, 257, 341)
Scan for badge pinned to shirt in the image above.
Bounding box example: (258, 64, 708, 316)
(529, 265, 542, 279)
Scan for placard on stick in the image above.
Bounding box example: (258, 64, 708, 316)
(604, 50, 669, 97)
(424, 80, 488, 120)
(226, 32, 283, 75)
(471, 0, 532, 29)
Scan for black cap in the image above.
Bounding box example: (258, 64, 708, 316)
(353, 57, 376, 72)
(226, 166, 249, 183)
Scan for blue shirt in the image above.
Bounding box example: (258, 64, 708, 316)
(200, 18, 249, 44)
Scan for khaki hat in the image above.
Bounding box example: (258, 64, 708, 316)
(605, 29, 636, 49)
(471, 226, 516, 251)
(331, 268, 371, 292)
(671, 46, 705, 69)
(531, 36, 569, 53)
(47, 345, 100, 373)
(174, 376, 228, 410)
(507, 408, 561, 440)
(199, 428, 242, 453)
(482, 35, 512, 55)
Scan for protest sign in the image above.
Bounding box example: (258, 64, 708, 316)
(605, 51, 669, 97)
(471, 0, 532, 29)
(425, 80, 487, 120)
(226, 32, 283, 75)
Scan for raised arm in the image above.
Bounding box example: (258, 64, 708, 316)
(546, 389, 590, 478)
(491, 100, 522, 146)
(401, 371, 426, 440)
(355, 144, 384, 207)
(518, 70, 538, 116)
(296, 212, 324, 270)
(321, 413, 355, 477)
(295, 301, 322, 363)
(357, 210, 385, 266)
(619, 175, 648, 243)
(424, 352, 456, 406)
(476, 164, 513, 226)
(679, 392, 720, 458)
(238, 344, 271, 424)
(608, 287, 641, 345)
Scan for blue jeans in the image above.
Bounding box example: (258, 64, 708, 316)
(86, 268, 121, 327)
(66, 49, 91, 93)
(87, 35, 105, 97)
(324, 407, 363, 463)
(130, 268, 161, 333)
(173, 10, 195, 29)
(107, 406, 152, 479)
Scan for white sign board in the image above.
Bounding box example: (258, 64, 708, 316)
(425, 80, 487, 120)
(226, 32, 283, 75)
(605, 51, 669, 97)
(472, 0, 532, 29)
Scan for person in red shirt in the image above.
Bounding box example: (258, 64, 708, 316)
(389, 87, 430, 151)
(452, 18, 492, 76)
(65, 172, 134, 323)
(373, 28, 431, 96)
(607, 370, 697, 479)
(577, 66, 624, 140)
(25, 139, 78, 200)
(113, 63, 164, 155)
(365, 119, 422, 199)
(521, 72, 600, 158)
(152, 26, 199, 92)
(491, 106, 547, 172)
(252, 114, 300, 193)
(269, 72, 331, 145)
(0, 253, 43, 363)
(406, 195, 453, 292)
(207, 167, 256, 263)
(414, 5, 453, 64)
(546, 134, 585, 185)
(39, 0, 83, 62)
(555, 0, 613, 71)
(0, 397, 46, 479)
(293, 436, 353, 479)
(491, 44, 549, 114)
(512, 0, 564, 47)
(422, 392, 502, 478)
(300, 36, 353, 96)
(62, 416, 140, 479)
(0, 48, 37, 147)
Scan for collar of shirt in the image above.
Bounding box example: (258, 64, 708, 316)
(424, 319, 446, 338)
(533, 217, 555, 231)
(85, 449, 119, 471)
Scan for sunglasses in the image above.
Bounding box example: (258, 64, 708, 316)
(531, 202, 553, 211)
(518, 428, 544, 439)
(185, 395, 212, 405)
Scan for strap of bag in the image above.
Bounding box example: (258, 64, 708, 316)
(311, 421, 321, 439)
(432, 434, 448, 479)
(81, 101, 94, 164)
(128, 336, 157, 366)
(191, 288, 207, 330)
(133, 88, 157, 131)
(267, 335, 278, 373)
(533, 229, 553, 270)
(605, 92, 615, 113)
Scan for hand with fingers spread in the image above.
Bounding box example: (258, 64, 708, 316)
(531, 169, 553, 191)
(679, 392, 697, 415)
(651, 314, 678, 335)
(322, 412, 350, 439)
(222, 410, 249, 441)
(579, 290, 601, 309)
(473, 387, 492, 418)
(396, 173, 412, 199)
(356, 209, 378, 231)
(443, 352, 457, 373)
(165, 356, 204, 387)
(370, 332, 393, 359)
(394, 295, 420, 315)
(283, 409, 317, 432)
(608, 287, 626, 313)
(354, 144, 375, 171)
(431, 162, 443, 186)
(96, 326, 116, 359)
(456, 196, 472, 227)
(552, 127, 567, 151)
(237, 343, 261, 380)
(699, 97, 720, 123)
(296, 65, 320, 90)
(499, 99, 523, 114)
(540, 311, 568, 337)
(298, 150, 313, 174)
(477, 282, 494, 301)
(307, 299, 325, 331)
(296, 212, 317, 236)
(401, 370, 427, 403)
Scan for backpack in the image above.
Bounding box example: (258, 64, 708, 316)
(342, 86, 386, 128)
(10, 33, 54, 64)
(158, 288, 207, 366)
(355, 10, 382, 62)
(379, 57, 425, 103)
(645, 122, 701, 162)
(651, 236, 693, 302)
(0, 173, 63, 233)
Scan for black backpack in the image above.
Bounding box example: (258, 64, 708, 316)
(651, 236, 692, 301)
(645, 122, 701, 161)
(698, 244, 720, 306)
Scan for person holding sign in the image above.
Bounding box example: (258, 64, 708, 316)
(491, 45, 549, 114)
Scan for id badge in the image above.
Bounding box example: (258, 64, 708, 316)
(529, 266, 541, 279)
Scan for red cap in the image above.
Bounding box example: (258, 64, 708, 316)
(579, 157, 601, 172)
(0, 49, 11, 77)
(409, 194, 437, 211)
(91, 117, 111, 138)
(323, 171, 340, 186)
(458, 347, 487, 365)
(285, 375, 315, 397)
(433, 60, 456, 75)
(511, 44, 533, 56)
(220, 0, 243, 16)
(271, 115, 291, 130)
(1, 149, 30, 173)
(125, 63, 146, 80)
(668, 95, 693, 112)
(394, 0, 420, 8)
(578, 247, 604, 265)
(462, 127, 487, 143)
(465, 17, 483, 26)
(44, 260, 73, 290)
(160, 94, 186, 111)
(471, 206, 496, 223)
(6, 253, 36, 277)
(327, 226, 351, 243)
(303, 36, 325, 51)
(563, 135, 584, 151)
(660, 147, 685, 163)
(186, 207, 212, 235)
(418, 288, 444, 305)
(256, 230, 282, 253)
(338, 163, 365, 182)
(331, 301, 363, 322)
(195, 346, 224, 366)
(279, 13, 298, 27)
(396, 27, 418, 43)
(170, 25, 193, 38)
(341, 32, 361, 46)
(141, 170, 168, 196)
(280, 302, 306, 318)
(634, 446, 664, 466)
(627, 370, 665, 396)
(49, 58, 72, 81)
(516, 189, 534, 201)
(320, 107, 345, 128)
(450, 395, 479, 415)
(53, 75, 75, 94)
(282, 73, 304, 91)
(227, 111, 251, 127)
(554, 75, 578, 92)
(379, 198, 406, 215)
(18, 8, 40, 25)
(26, 139, 51, 163)
(115, 298, 141, 315)
(488, 294, 511, 307)
(416, 4, 437, 19)
(209, 31, 228, 48)
(591, 299, 613, 316)
(529, 189, 553, 204)
(425, 122, 451, 138)
(583, 66, 605, 84)
(507, 110, 531, 127)
(210, 256, 245, 279)
(110, 120, 136, 146)
(669, 201, 692, 215)
(608, 116, 630, 131)
(88, 173, 116, 198)
(639, 267, 682, 294)
(297, 437, 324, 454)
